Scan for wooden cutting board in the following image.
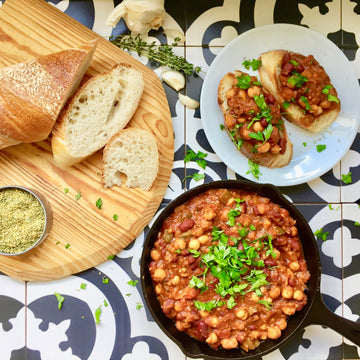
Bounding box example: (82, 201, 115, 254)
(0, 0, 174, 281)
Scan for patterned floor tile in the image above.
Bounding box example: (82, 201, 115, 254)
(0, 275, 26, 360)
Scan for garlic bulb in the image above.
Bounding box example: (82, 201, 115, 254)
(106, 0, 165, 35)
(178, 93, 200, 109)
(162, 70, 185, 91)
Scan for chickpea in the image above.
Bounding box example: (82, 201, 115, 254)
(320, 99, 331, 109)
(282, 306, 296, 315)
(310, 104, 323, 116)
(226, 88, 236, 99)
(267, 326, 281, 340)
(174, 302, 182, 312)
(198, 235, 209, 244)
(272, 248, 281, 260)
(269, 285, 281, 299)
(169, 275, 180, 286)
(240, 126, 252, 140)
(173, 238, 186, 250)
(293, 290, 304, 301)
(225, 114, 237, 128)
(249, 330, 259, 339)
(277, 318, 287, 330)
(155, 284, 162, 295)
(253, 121, 264, 133)
(257, 142, 271, 153)
(282, 286, 294, 299)
(206, 332, 218, 345)
(209, 317, 219, 328)
(221, 337, 238, 350)
(289, 226, 298, 236)
(289, 261, 300, 272)
(256, 203, 268, 215)
(270, 144, 281, 154)
(188, 238, 200, 250)
(247, 86, 261, 98)
(204, 208, 216, 220)
(150, 249, 161, 261)
(192, 227, 203, 237)
(263, 219, 271, 229)
(248, 306, 258, 315)
(237, 116, 246, 124)
(200, 310, 209, 317)
(238, 89, 247, 101)
(236, 308, 249, 320)
(251, 293, 260, 302)
(153, 268, 166, 282)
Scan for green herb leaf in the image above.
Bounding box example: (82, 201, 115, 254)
(102, 276, 109, 284)
(263, 124, 273, 142)
(112, 214, 119, 221)
(289, 60, 299, 66)
(75, 192, 82, 201)
(220, 124, 225, 130)
(136, 303, 143, 310)
(236, 74, 253, 89)
(246, 160, 262, 180)
(288, 72, 308, 88)
(95, 306, 102, 324)
(300, 96, 313, 110)
(227, 296, 237, 309)
(355, 222, 360, 227)
(96, 198, 103, 209)
(314, 228, 330, 241)
(342, 172, 352, 184)
(316, 144, 326, 153)
(64, 188, 69, 194)
(242, 58, 262, 71)
(80, 283, 87, 290)
(54, 292, 65, 310)
(303, 142, 307, 147)
(194, 300, 225, 312)
(127, 280, 138, 287)
(282, 100, 290, 110)
(104, 299, 108, 307)
(65, 243, 70, 249)
(107, 254, 115, 260)
(183, 173, 206, 182)
(322, 85, 332, 95)
(249, 131, 264, 142)
(257, 299, 273, 310)
(327, 94, 339, 103)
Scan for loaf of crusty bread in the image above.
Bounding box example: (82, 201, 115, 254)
(258, 50, 340, 132)
(102, 128, 159, 191)
(51, 63, 144, 168)
(218, 71, 293, 168)
(0, 40, 97, 149)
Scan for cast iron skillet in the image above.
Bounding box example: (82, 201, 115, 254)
(141, 180, 360, 359)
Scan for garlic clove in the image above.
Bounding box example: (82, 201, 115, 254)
(162, 70, 185, 91)
(178, 93, 200, 109)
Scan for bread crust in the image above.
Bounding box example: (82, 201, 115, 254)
(218, 71, 293, 168)
(259, 50, 340, 132)
(0, 40, 97, 149)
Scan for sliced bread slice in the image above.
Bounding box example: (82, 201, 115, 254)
(0, 40, 97, 149)
(102, 128, 159, 191)
(51, 63, 144, 167)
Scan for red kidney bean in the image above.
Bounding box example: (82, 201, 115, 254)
(281, 52, 291, 67)
(162, 299, 175, 314)
(296, 63, 304, 73)
(236, 332, 246, 343)
(264, 93, 276, 104)
(264, 259, 277, 267)
(196, 320, 209, 340)
(288, 277, 295, 287)
(282, 62, 294, 76)
(179, 218, 195, 232)
(279, 138, 287, 154)
(290, 239, 300, 251)
(248, 324, 257, 331)
(253, 206, 260, 216)
(260, 117, 269, 128)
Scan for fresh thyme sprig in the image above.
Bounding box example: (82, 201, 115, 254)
(109, 34, 201, 75)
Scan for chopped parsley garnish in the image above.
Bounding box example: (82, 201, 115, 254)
(65, 243, 70, 249)
(263, 124, 274, 142)
(75, 192, 82, 201)
(127, 280, 138, 287)
(342, 172, 352, 184)
(64, 188, 69, 194)
(289, 60, 299, 66)
(220, 124, 225, 130)
(95, 306, 102, 324)
(183, 173, 206, 182)
(102, 276, 109, 284)
(288, 72, 308, 88)
(136, 303, 143, 310)
(303, 142, 307, 147)
(226, 208, 241, 227)
(282, 100, 290, 110)
(54, 292, 65, 310)
(194, 300, 225, 312)
(189, 275, 208, 292)
(80, 283, 87, 290)
(249, 131, 264, 142)
(242, 58, 262, 71)
(355, 222, 360, 227)
(104, 299, 108, 307)
(314, 228, 330, 241)
(112, 214, 119, 221)
(96, 198, 103, 209)
(107, 254, 115, 260)
(327, 94, 339, 103)
(322, 85, 339, 103)
(257, 299, 273, 310)
(184, 149, 208, 169)
(316, 144, 326, 152)
(246, 160, 262, 180)
(236, 74, 254, 89)
(300, 96, 313, 111)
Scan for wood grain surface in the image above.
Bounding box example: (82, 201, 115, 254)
(0, 0, 174, 281)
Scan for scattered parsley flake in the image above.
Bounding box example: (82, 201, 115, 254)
(107, 254, 115, 260)
(342, 172, 352, 184)
(80, 283, 87, 290)
(257, 299, 273, 310)
(75, 192, 82, 201)
(355, 222, 360, 227)
(96, 198, 103, 209)
(300, 95, 313, 110)
(220, 124, 225, 130)
(184, 150, 208, 169)
(95, 306, 102, 324)
(242, 58, 262, 71)
(113, 214, 119, 221)
(314, 228, 330, 241)
(316, 144, 326, 153)
(65, 243, 70, 249)
(183, 173, 205, 182)
(56, 241, 60, 245)
(102, 276, 109, 284)
(104, 299, 108, 307)
(283, 100, 290, 110)
(54, 292, 65, 310)
(136, 303, 143, 310)
(64, 188, 69, 194)
(127, 280, 138, 287)
(246, 160, 262, 180)
(302, 142, 307, 147)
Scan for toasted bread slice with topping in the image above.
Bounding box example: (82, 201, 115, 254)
(258, 50, 340, 132)
(218, 70, 293, 168)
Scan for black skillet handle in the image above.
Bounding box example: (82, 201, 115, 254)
(303, 290, 360, 346)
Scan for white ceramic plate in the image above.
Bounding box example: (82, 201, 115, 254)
(200, 24, 360, 186)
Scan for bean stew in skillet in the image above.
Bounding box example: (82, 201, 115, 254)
(149, 188, 310, 352)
